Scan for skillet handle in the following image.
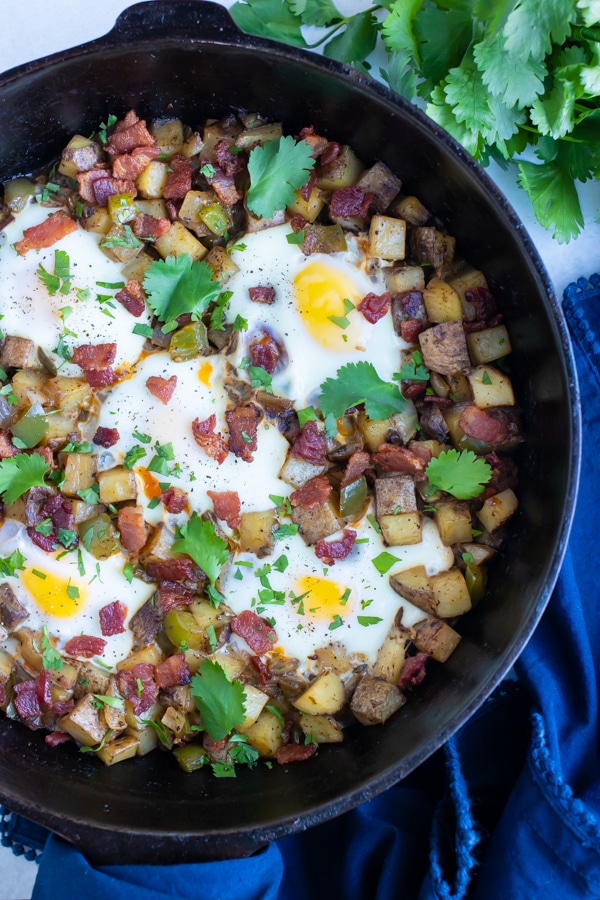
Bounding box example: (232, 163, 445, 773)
(105, 0, 244, 44)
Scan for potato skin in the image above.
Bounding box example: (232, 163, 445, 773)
(350, 675, 406, 726)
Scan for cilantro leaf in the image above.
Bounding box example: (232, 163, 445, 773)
(323, 10, 378, 65)
(290, 0, 343, 27)
(143, 255, 222, 327)
(0, 549, 26, 578)
(319, 361, 405, 434)
(0, 453, 50, 504)
(190, 659, 247, 741)
(426, 449, 492, 500)
(247, 136, 315, 219)
(172, 513, 229, 585)
(229, 0, 307, 47)
(516, 158, 584, 243)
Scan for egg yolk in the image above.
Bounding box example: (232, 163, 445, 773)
(294, 260, 363, 351)
(198, 360, 213, 387)
(21, 567, 86, 618)
(294, 575, 353, 621)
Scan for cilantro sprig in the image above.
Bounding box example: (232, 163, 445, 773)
(190, 658, 247, 741)
(319, 361, 405, 436)
(247, 136, 315, 218)
(143, 255, 222, 331)
(0, 453, 50, 504)
(426, 449, 492, 500)
(172, 513, 229, 585)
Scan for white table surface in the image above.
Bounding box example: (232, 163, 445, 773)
(1, 2, 599, 897)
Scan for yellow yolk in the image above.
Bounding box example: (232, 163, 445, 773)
(293, 260, 364, 351)
(20, 568, 86, 618)
(198, 360, 213, 387)
(294, 575, 353, 621)
(137, 466, 162, 500)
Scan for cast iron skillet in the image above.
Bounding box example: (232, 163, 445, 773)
(0, 0, 580, 864)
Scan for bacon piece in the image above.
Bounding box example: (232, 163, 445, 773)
(400, 318, 424, 343)
(421, 394, 452, 406)
(0, 430, 18, 459)
(340, 450, 371, 490)
(155, 653, 190, 690)
(35, 669, 52, 707)
(26, 526, 57, 553)
(76, 165, 111, 203)
(107, 112, 155, 155)
(92, 177, 137, 208)
(161, 486, 188, 514)
(291, 420, 327, 465)
(231, 609, 277, 655)
(131, 213, 171, 242)
(226, 404, 259, 463)
(298, 125, 329, 159)
(314, 528, 357, 564)
(372, 443, 430, 480)
(290, 214, 307, 233)
(145, 557, 199, 584)
(117, 506, 147, 553)
(45, 731, 72, 747)
(93, 426, 120, 448)
(215, 139, 245, 176)
(27, 494, 77, 552)
(164, 154, 192, 200)
(275, 742, 317, 764)
(459, 405, 509, 445)
(248, 332, 284, 375)
(330, 186, 373, 219)
(320, 142, 340, 166)
(117, 662, 157, 715)
(14, 210, 77, 256)
(300, 169, 317, 202)
(357, 291, 392, 324)
(250, 655, 270, 689)
(64, 635, 107, 659)
(465, 286, 497, 322)
(207, 490, 241, 529)
(72, 342, 116, 371)
(85, 367, 118, 388)
(146, 374, 177, 405)
(402, 383, 427, 400)
(111, 145, 161, 180)
(158, 580, 195, 613)
(115, 278, 146, 317)
(99, 600, 127, 637)
(290, 475, 332, 510)
(211, 167, 242, 205)
(14, 681, 43, 726)
(192, 414, 228, 464)
(248, 285, 276, 305)
(398, 652, 429, 688)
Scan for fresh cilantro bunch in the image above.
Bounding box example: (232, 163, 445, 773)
(231, 0, 600, 242)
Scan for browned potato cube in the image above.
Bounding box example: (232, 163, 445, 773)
(205, 246, 240, 284)
(58, 135, 103, 178)
(430, 568, 472, 617)
(287, 186, 326, 223)
(375, 474, 418, 517)
(149, 117, 185, 157)
(410, 227, 455, 271)
(476, 488, 518, 533)
(316, 145, 363, 190)
(371, 625, 410, 684)
(0, 335, 36, 368)
(136, 159, 168, 198)
(178, 190, 214, 238)
(293, 670, 345, 715)
(297, 713, 344, 744)
(97, 466, 137, 504)
(382, 264, 425, 294)
(10, 369, 48, 409)
(389, 566, 437, 616)
(301, 223, 347, 254)
(238, 509, 276, 557)
(243, 708, 284, 757)
(447, 265, 488, 318)
(97, 734, 140, 766)
(61, 452, 97, 497)
(379, 512, 422, 546)
(236, 684, 270, 732)
(291, 499, 340, 545)
(235, 122, 283, 149)
(418, 321, 471, 376)
(350, 675, 406, 725)
(467, 366, 515, 408)
(466, 325, 512, 365)
(80, 206, 112, 235)
(412, 615, 461, 662)
(422, 277, 463, 323)
(58, 694, 108, 746)
(434, 500, 473, 545)
(356, 161, 401, 212)
(154, 220, 208, 262)
(368, 215, 406, 260)
(389, 194, 429, 225)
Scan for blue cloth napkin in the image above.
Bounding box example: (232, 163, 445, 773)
(5, 275, 600, 899)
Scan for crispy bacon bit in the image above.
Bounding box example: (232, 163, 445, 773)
(64, 635, 107, 659)
(290, 475, 332, 510)
(146, 374, 177, 405)
(145, 557, 199, 584)
(0, 430, 18, 459)
(275, 742, 318, 764)
(192, 414, 229, 464)
(161, 486, 188, 514)
(250, 655, 270, 689)
(290, 214, 307, 233)
(158, 581, 195, 612)
(465, 286, 497, 322)
(299, 125, 329, 159)
(459, 405, 509, 445)
(372, 443, 431, 480)
(14, 681, 43, 726)
(320, 141, 341, 166)
(76, 166, 111, 203)
(231, 610, 277, 655)
(398, 652, 429, 688)
(300, 169, 317, 202)
(14, 210, 78, 256)
(111, 145, 161, 180)
(291, 420, 327, 465)
(27, 494, 77, 553)
(248, 332, 284, 375)
(226, 404, 259, 463)
(155, 653, 190, 690)
(402, 383, 427, 400)
(85, 367, 118, 388)
(341, 450, 371, 490)
(131, 213, 171, 242)
(400, 318, 424, 343)
(35, 669, 52, 707)
(163, 154, 193, 200)
(215, 139, 245, 176)
(117, 505, 147, 553)
(165, 200, 179, 220)
(211, 167, 242, 205)
(26, 526, 57, 553)
(421, 394, 452, 406)
(248, 285, 276, 305)
(92, 177, 137, 208)
(330, 186, 373, 219)
(207, 490, 241, 528)
(72, 343, 117, 371)
(357, 291, 392, 324)
(45, 731, 72, 747)
(314, 528, 357, 564)
(92, 426, 120, 448)
(107, 111, 155, 155)
(99, 600, 127, 637)
(117, 662, 157, 715)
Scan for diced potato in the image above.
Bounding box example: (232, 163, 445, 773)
(372, 625, 409, 684)
(101, 225, 144, 264)
(0, 335, 36, 368)
(279, 452, 326, 487)
(375, 474, 417, 517)
(154, 220, 208, 261)
(236, 684, 270, 732)
(150, 117, 185, 157)
(61, 452, 97, 497)
(447, 265, 488, 318)
(97, 733, 140, 766)
(245, 208, 286, 232)
(70, 660, 110, 698)
(58, 694, 108, 746)
(389, 194, 429, 225)
(243, 708, 284, 757)
(382, 264, 425, 294)
(124, 699, 162, 733)
(287, 185, 326, 223)
(0, 648, 14, 685)
(126, 723, 160, 756)
(358, 407, 417, 449)
(389, 566, 436, 616)
(293, 670, 345, 715)
(202, 115, 242, 160)
(422, 277, 463, 323)
(138, 522, 177, 567)
(102, 675, 127, 733)
(301, 222, 347, 254)
(210, 650, 247, 683)
(161, 705, 188, 738)
(178, 190, 214, 238)
(190, 597, 232, 634)
(238, 509, 276, 557)
(350, 675, 406, 725)
(459, 542, 496, 566)
(291, 499, 340, 545)
(429, 568, 472, 617)
(121, 251, 154, 284)
(58, 135, 102, 178)
(297, 713, 344, 744)
(136, 159, 169, 198)
(410, 227, 456, 271)
(117, 644, 164, 672)
(418, 321, 471, 376)
(235, 122, 283, 148)
(368, 215, 406, 261)
(476, 488, 518, 533)
(205, 245, 240, 284)
(316, 145, 363, 190)
(468, 366, 515, 408)
(181, 132, 204, 158)
(379, 512, 422, 546)
(45, 410, 79, 444)
(135, 198, 168, 219)
(80, 206, 112, 235)
(433, 500, 473, 545)
(97, 466, 137, 504)
(312, 642, 352, 676)
(466, 325, 512, 365)
(412, 615, 461, 662)
(10, 369, 48, 409)
(445, 373, 472, 403)
(356, 161, 401, 212)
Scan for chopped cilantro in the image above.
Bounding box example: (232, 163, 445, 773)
(0, 549, 26, 578)
(132, 323, 154, 338)
(123, 444, 147, 469)
(273, 524, 299, 540)
(357, 616, 384, 626)
(77, 484, 100, 505)
(372, 551, 401, 575)
(328, 297, 355, 329)
(248, 365, 273, 393)
(328, 614, 344, 631)
(297, 406, 317, 427)
(286, 229, 305, 244)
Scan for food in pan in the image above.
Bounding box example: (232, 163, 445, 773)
(0, 109, 521, 774)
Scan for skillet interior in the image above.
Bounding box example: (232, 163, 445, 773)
(0, 0, 580, 863)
